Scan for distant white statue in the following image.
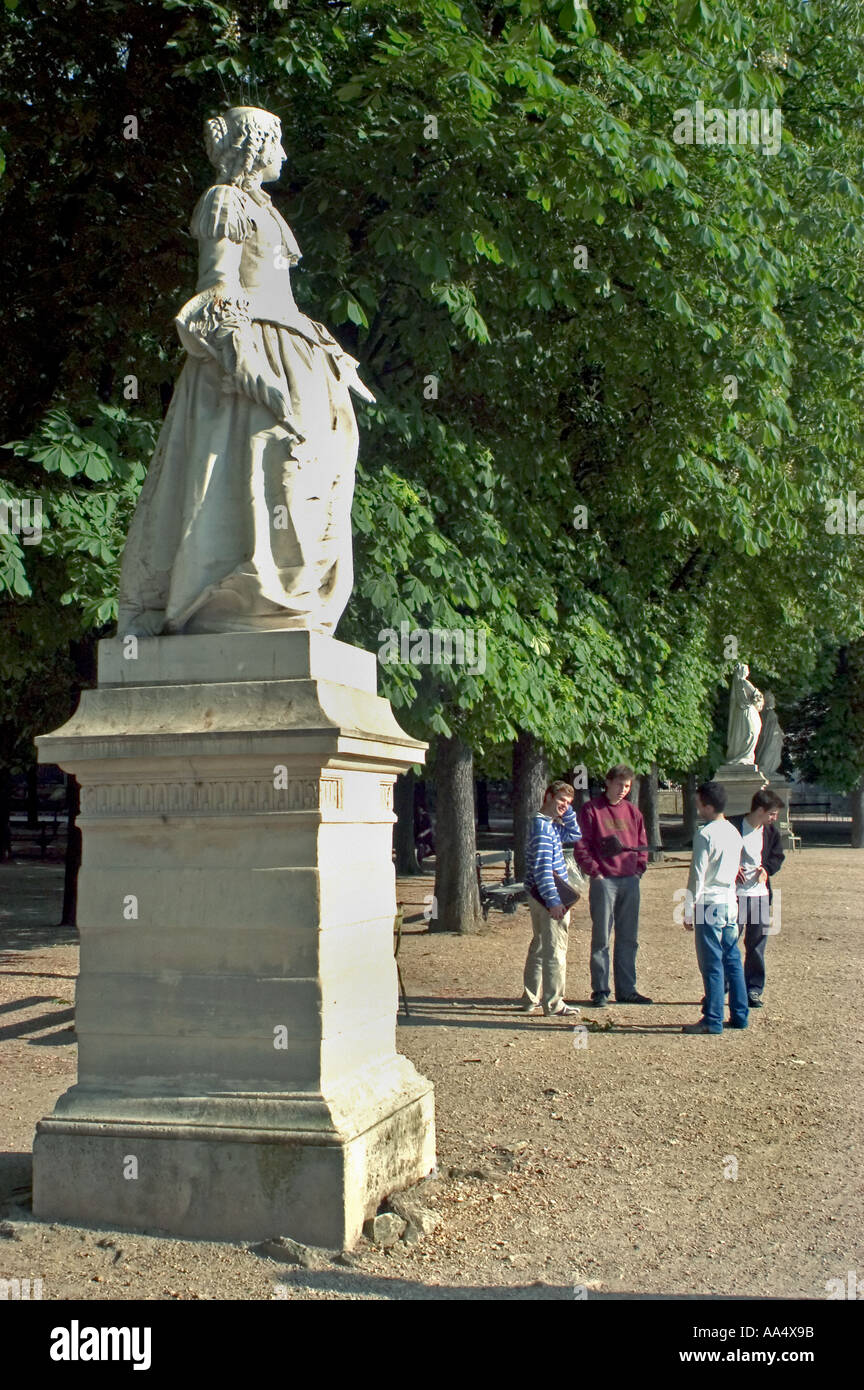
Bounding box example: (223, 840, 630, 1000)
(118, 106, 374, 638)
(755, 690, 784, 778)
(726, 663, 764, 765)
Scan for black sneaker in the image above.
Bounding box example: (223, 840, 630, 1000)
(617, 992, 653, 1004)
(589, 993, 610, 1007)
(748, 994, 764, 1009)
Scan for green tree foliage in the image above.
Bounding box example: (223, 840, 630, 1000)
(2, 1, 864, 907)
(785, 641, 864, 795)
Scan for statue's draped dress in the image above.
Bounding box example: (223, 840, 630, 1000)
(726, 671, 762, 764)
(118, 183, 370, 636)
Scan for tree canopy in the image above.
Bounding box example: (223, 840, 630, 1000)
(1, 0, 863, 796)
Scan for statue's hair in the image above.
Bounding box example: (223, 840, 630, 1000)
(204, 107, 281, 186)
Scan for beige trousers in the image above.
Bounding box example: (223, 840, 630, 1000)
(522, 897, 571, 1014)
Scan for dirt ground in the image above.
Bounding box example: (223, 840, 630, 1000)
(1, 848, 862, 1301)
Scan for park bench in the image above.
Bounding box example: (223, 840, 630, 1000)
(8, 813, 61, 859)
(789, 800, 831, 820)
(475, 849, 528, 920)
(782, 824, 802, 852)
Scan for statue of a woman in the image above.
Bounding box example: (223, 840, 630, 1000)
(725, 663, 764, 764)
(755, 690, 784, 777)
(118, 106, 374, 638)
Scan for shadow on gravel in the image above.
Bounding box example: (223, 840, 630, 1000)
(269, 1267, 771, 1300)
(0, 995, 59, 1018)
(398, 997, 697, 1033)
(0, 961, 77, 979)
(0, 1006, 75, 1044)
(0, 1151, 33, 1211)
(28, 1024, 76, 1046)
(0, 924, 77, 952)
(0, 863, 72, 952)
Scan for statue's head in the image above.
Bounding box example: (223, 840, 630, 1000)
(764, 690, 776, 709)
(734, 662, 749, 680)
(204, 106, 284, 187)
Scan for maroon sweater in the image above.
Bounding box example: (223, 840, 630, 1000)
(575, 794, 648, 879)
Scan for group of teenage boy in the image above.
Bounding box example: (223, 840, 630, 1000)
(521, 764, 785, 1033)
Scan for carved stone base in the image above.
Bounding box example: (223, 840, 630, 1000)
(34, 631, 434, 1247)
(34, 1064, 435, 1246)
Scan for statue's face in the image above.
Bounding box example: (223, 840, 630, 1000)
(259, 132, 286, 183)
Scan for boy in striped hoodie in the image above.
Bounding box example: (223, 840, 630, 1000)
(520, 780, 582, 1017)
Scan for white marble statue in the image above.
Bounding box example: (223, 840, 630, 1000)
(755, 690, 784, 777)
(725, 662, 764, 765)
(118, 106, 374, 638)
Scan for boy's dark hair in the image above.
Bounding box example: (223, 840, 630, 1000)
(750, 788, 784, 812)
(545, 780, 575, 800)
(605, 764, 634, 783)
(697, 780, 727, 813)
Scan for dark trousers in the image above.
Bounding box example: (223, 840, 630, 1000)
(737, 893, 771, 996)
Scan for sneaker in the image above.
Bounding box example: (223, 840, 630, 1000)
(545, 1002, 581, 1017)
(724, 1020, 749, 1029)
(589, 993, 610, 1007)
(748, 994, 764, 1009)
(617, 992, 653, 1004)
(681, 1020, 722, 1034)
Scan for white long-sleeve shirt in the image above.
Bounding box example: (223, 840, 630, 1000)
(686, 817, 743, 913)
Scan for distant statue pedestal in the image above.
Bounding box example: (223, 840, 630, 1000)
(712, 761, 770, 816)
(33, 631, 435, 1248)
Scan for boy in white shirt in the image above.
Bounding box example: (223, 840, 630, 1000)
(681, 781, 749, 1034)
(729, 790, 785, 1008)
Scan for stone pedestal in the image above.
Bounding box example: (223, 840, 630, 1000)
(33, 631, 435, 1248)
(712, 762, 769, 817)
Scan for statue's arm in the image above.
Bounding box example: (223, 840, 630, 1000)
(176, 187, 302, 437)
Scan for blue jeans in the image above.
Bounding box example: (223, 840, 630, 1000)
(694, 901, 749, 1032)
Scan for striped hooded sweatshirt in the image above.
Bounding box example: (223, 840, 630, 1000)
(524, 805, 582, 909)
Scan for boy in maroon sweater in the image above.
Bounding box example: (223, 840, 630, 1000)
(575, 764, 651, 1006)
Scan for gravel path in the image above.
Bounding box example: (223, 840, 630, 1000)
(0, 850, 861, 1300)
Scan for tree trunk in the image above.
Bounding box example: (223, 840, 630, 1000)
(26, 763, 40, 827)
(0, 766, 11, 862)
(683, 772, 699, 842)
(512, 730, 547, 881)
(432, 734, 482, 933)
(638, 761, 663, 860)
(393, 769, 420, 875)
(476, 778, 490, 831)
(60, 777, 81, 928)
(852, 774, 864, 849)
